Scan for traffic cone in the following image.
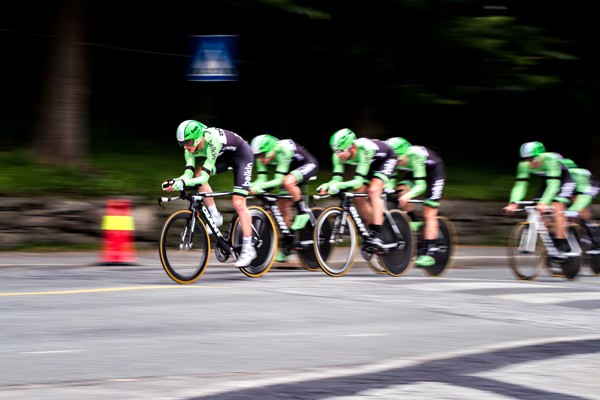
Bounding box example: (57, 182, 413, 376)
(98, 199, 137, 265)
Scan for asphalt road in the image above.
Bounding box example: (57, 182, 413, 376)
(1, 246, 599, 400)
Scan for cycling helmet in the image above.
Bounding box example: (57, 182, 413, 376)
(385, 137, 411, 157)
(330, 128, 356, 152)
(176, 120, 207, 147)
(561, 158, 578, 169)
(519, 141, 545, 158)
(250, 134, 278, 155)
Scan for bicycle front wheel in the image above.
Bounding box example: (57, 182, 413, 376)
(422, 216, 457, 277)
(313, 207, 358, 277)
(379, 210, 415, 277)
(231, 205, 278, 278)
(159, 209, 210, 284)
(507, 222, 545, 281)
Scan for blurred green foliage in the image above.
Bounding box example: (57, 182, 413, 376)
(0, 149, 515, 202)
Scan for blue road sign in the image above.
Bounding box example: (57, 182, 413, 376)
(187, 35, 239, 82)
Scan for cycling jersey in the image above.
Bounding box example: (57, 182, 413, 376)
(176, 128, 253, 196)
(253, 139, 319, 191)
(391, 145, 445, 206)
(568, 167, 600, 212)
(509, 152, 575, 205)
(330, 138, 397, 190)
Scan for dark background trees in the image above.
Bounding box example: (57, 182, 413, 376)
(1, 0, 599, 174)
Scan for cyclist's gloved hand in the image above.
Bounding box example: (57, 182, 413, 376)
(161, 179, 175, 190)
(171, 179, 185, 191)
(327, 182, 341, 195)
(250, 183, 265, 194)
(316, 182, 330, 193)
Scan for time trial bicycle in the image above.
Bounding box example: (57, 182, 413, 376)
(312, 191, 414, 277)
(507, 200, 581, 281)
(157, 188, 278, 284)
(250, 191, 327, 271)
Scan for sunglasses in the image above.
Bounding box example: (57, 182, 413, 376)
(178, 139, 195, 147)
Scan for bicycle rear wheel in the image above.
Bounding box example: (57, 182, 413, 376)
(379, 210, 415, 277)
(159, 209, 210, 284)
(574, 223, 600, 275)
(231, 205, 278, 278)
(559, 225, 582, 280)
(507, 222, 545, 281)
(422, 216, 457, 277)
(313, 207, 358, 277)
(297, 207, 326, 271)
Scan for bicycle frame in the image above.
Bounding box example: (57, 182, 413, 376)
(318, 192, 402, 252)
(518, 204, 562, 258)
(158, 190, 248, 261)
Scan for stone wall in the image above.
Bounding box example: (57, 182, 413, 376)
(1, 196, 597, 250)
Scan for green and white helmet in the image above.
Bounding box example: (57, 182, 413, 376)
(385, 137, 411, 157)
(330, 128, 356, 152)
(250, 134, 278, 155)
(519, 141, 545, 158)
(176, 120, 207, 147)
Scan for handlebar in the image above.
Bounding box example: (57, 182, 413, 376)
(157, 189, 234, 209)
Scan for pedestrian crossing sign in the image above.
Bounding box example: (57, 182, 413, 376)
(187, 35, 239, 82)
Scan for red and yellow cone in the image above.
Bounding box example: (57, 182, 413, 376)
(98, 199, 136, 265)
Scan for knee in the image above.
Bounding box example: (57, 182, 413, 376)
(232, 197, 247, 214)
(282, 175, 296, 189)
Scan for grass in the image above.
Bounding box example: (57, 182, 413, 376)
(0, 148, 516, 201)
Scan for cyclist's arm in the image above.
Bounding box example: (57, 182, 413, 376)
(334, 146, 372, 190)
(539, 157, 562, 204)
(185, 136, 223, 187)
(330, 154, 345, 183)
(254, 145, 293, 190)
(252, 158, 269, 184)
(175, 151, 196, 181)
(508, 161, 530, 203)
(404, 154, 427, 197)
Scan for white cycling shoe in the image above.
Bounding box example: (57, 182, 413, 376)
(206, 212, 223, 235)
(234, 246, 257, 267)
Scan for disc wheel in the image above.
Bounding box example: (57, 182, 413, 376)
(231, 206, 278, 277)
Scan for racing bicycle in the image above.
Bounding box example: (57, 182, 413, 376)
(250, 190, 327, 271)
(312, 191, 414, 277)
(157, 188, 278, 284)
(507, 200, 581, 281)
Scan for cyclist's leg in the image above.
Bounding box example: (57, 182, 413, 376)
(415, 176, 444, 267)
(196, 163, 223, 227)
(288, 163, 318, 231)
(363, 178, 386, 250)
(275, 197, 292, 262)
(229, 148, 257, 267)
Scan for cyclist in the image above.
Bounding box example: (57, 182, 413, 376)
(503, 141, 576, 256)
(317, 128, 397, 251)
(561, 158, 600, 248)
(249, 134, 319, 262)
(385, 137, 446, 267)
(161, 119, 256, 267)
